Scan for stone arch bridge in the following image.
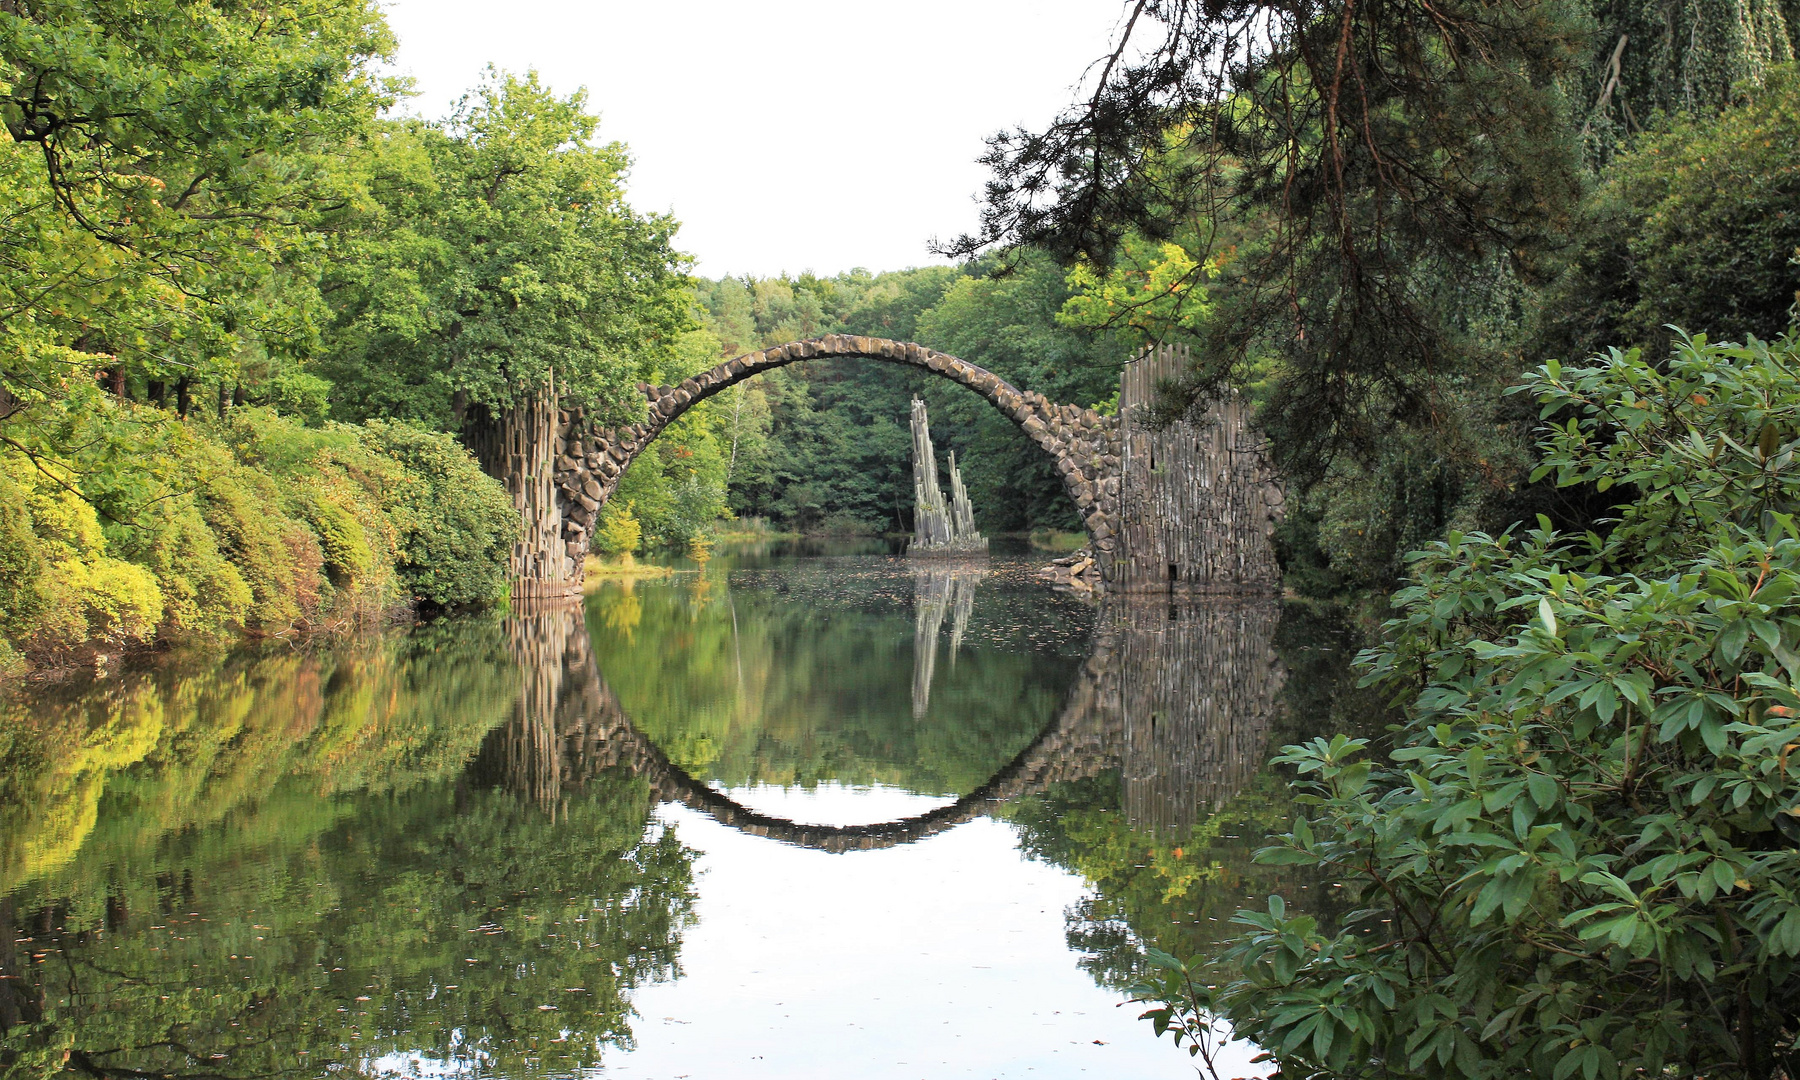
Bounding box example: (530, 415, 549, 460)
(545, 336, 1124, 590)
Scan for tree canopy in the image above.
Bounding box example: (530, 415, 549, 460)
(319, 70, 693, 428)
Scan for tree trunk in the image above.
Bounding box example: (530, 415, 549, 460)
(466, 374, 582, 604)
(176, 377, 192, 418)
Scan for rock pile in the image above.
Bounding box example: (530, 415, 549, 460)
(1039, 549, 1103, 592)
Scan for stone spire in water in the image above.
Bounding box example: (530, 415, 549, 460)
(908, 398, 987, 556)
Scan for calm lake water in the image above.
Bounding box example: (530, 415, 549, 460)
(0, 541, 1351, 1079)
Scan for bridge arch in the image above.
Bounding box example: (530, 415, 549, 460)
(548, 336, 1121, 579)
(592, 634, 1121, 853)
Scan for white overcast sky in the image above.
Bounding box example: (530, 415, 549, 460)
(379, 0, 1133, 279)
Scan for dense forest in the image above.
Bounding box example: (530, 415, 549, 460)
(0, 0, 1129, 672)
(0, 1, 697, 670)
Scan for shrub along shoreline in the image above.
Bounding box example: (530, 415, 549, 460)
(1135, 329, 1800, 1078)
(0, 405, 518, 678)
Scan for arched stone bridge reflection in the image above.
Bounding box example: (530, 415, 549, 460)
(475, 598, 1288, 852)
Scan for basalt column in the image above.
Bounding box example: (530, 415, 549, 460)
(908, 397, 987, 556)
(1115, 344, 1285, 593)
(465, 372, 584, 603)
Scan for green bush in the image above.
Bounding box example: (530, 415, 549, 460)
(1139, 331, 1800, 1079)
(1544, 66, 1800, 359)
(264, 369, 335, 426)
(115, 497, 252, 639)
(198, 463, 324, 631)
(0, 401, 518, 670)
(222, 408, 401, 620)
(359, 420, 517, 607)
(1, 457, 163, 651)
(593, 501, 643, 556)
(305, 493, 377, 588)
(0, 469, 47, 643)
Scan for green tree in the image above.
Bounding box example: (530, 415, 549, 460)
(0, 0, 395, 489)
(313, 68, 693, 590)
(1541, 64, 1800, 361)
(945, 0, 1596, 490)
(320, 69, 691, 427)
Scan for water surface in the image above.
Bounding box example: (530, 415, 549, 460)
(0, 541, 1333, 1078)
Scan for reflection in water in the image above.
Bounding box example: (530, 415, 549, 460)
(1012, 598, 1339, 999)
(547, 584, 1285, 860)
(0, 623, 520, 892)
(585, 553, 1091, 800)
(501, 585, 1109, 853)
(1117, 600, 1286, 833)
(0, 545, 1322, 1080)
(911, 564, 982, 717)
(467, 606, 620, 811)
(0, 622, 696, 1080)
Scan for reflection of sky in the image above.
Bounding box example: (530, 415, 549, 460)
(602, 791, 1267, 1080)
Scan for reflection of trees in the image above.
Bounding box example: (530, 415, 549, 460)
(587, 566, 1084, 796)
(0, 616, 697, 1079)
(911, 564, 981, 718)
(0, 621, 521, 892)
(0, 579, 1369, 1077)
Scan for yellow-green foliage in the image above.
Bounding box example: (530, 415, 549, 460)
(225, 409, 409, 620)
(0, 618, 517, 890)
(195, 464, 323, 630)
(0, 402, 515, 671)
(357, 421, 519, 608)
(0, 460, 163, 650)
(306, 491, 379, 587)
(594, 500, 644, 555)
(124, 499, 253, 638)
